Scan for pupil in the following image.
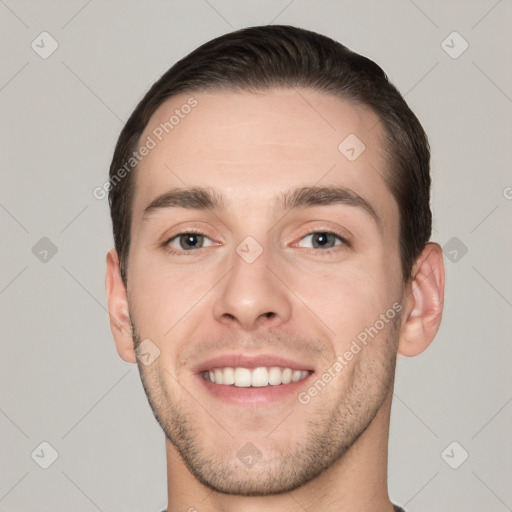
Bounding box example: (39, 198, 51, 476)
(313, 233, 334, 248)
(180, 234, 202, 249)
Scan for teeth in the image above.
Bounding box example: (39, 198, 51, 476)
(291, 369, 302, 382)
(214, 368, 224, 385)
(223, 367, 235, 385)
(234, 367, 251, 387)
(203, 367, 309, 387)
(251, 367, 268, 387)
(268, 367, 282, 385)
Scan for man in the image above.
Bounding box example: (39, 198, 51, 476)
(105, 25, 444, 511)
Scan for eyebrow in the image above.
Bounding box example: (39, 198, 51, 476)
(280, 185, 379, 224)
(142, 185, 379, 225)
(143, 187, 223, 219)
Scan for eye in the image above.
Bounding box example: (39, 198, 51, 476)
(166, 233, 214, 251)
(296, 232, 345, 249)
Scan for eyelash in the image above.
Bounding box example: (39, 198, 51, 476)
(162, 229, 349, 255)
(163, 229, 215, 255)
(293, 230, 350, 252)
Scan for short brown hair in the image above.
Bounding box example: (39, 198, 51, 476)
(108, 25, 431, 284)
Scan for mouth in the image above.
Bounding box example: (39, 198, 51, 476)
(202, 366, 311, 387)
(194, 354, 314, 405)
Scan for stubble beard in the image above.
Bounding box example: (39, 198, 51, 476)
(132, 317, 400, 496)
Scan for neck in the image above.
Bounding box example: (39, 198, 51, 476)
(165, 392, 395, 512)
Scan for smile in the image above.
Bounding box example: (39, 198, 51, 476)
(202, 366, 311, 387)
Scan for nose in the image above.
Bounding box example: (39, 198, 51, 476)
(212, 247, 292, 331)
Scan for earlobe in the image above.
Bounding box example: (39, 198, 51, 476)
(398, 243, 445, 357)
(105, 249, 136, 363)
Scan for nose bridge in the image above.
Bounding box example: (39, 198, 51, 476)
(213, 238, 292, 329)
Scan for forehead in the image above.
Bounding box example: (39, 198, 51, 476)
(133, 88, 396, 231)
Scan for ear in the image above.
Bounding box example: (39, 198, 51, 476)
(105, 248, 136, 363)
(398, 242, 445, 357)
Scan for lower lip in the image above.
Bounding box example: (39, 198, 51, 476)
(197, 373, 314, 406)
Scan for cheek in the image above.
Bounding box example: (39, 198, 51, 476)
(128, 253, 193, 332)
(127, 267, 208, 373)
(127, 248, 226, 343)
(287, 257, 401, 348)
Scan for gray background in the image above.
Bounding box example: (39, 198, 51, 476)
(1, 0, 511, 511)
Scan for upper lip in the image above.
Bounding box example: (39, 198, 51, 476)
(193, 354, 315, 374)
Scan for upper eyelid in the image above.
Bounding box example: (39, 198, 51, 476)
(164, 227, 347, 239)
(167, 229, 209, 239)
(293, 227, 349, 243)
(165, 232, 217, 253)
(164, 227, 217, 244)
(300, 229, 345, 238)
(294, 231, 347, 246)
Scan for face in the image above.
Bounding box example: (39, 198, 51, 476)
(126, 88, 405, 495)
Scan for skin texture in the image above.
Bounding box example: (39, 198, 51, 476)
(106, 88, 445, 512)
